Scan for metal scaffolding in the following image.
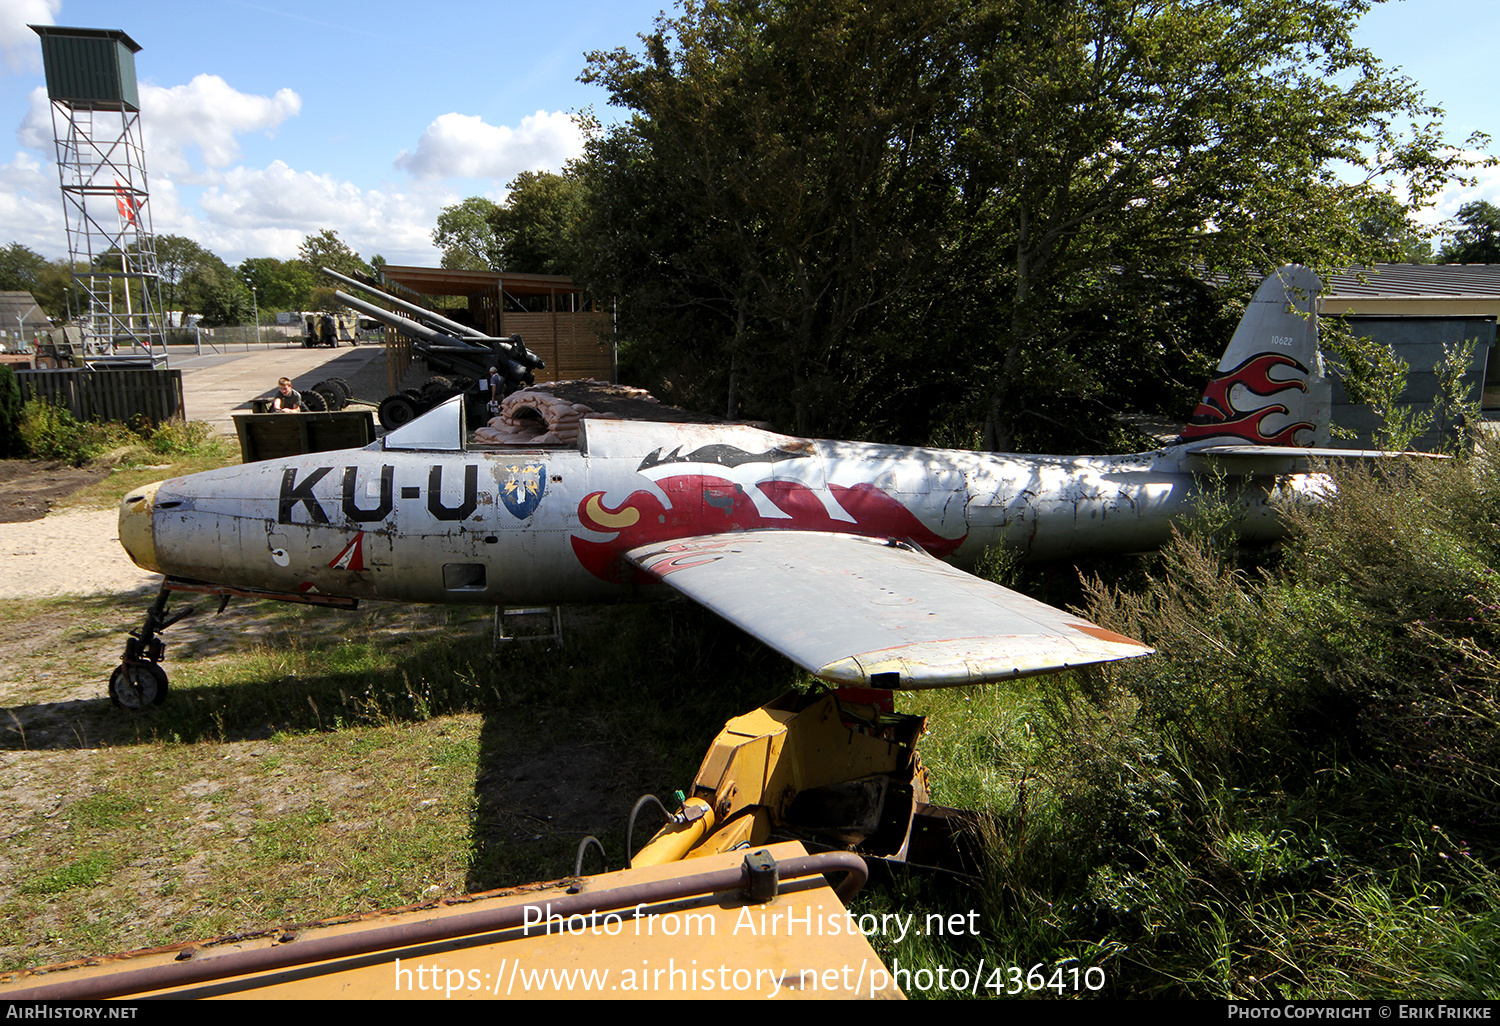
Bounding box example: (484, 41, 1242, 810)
(34, 25, 166, 367)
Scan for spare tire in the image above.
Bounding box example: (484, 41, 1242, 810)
(301, 389, 328, 412)
(378, 395, 418, 430)
(312, 378, 350, 409)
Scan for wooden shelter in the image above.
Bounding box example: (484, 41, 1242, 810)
(377, 266, 613, 384)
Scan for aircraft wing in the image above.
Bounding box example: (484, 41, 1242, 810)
(624, 530, 1152, 689)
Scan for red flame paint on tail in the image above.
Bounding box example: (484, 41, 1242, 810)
(1181, 353, 1312, 445)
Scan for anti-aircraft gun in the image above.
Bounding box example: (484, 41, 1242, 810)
(319, 267, 545, 428)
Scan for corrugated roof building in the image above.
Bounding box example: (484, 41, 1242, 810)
(1316, 264, 1499, 449)
(0, 292, 52, 351)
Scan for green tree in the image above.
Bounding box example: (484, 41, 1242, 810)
(239, 257, 314, 311)
(298, 230, 371, 311)
(152, 235, 207, 314)
(1354, 192, 1434, 263)
(298, 229, 371, 282)
(948, 0, 1483, 449)
(490, 171, 587, 276)
(30, 259, 83, 322)
(582, 0, 955, 432)
(580, 0, 1488, 447)
(1438, 200, 1500, 263)
(433, 196, 504, 270)
(0, 243, 50, 294)
(182, 252, 251, 326)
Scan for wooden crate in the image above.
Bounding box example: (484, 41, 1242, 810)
(233, 411, 376, 463)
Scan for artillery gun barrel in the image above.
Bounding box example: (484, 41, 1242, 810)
(333, 290, 527, 360)
(321, 266, 487, 340)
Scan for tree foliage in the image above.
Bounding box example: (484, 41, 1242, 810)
(239, 257, 315, 311)
(433, 196, 503, 270)
(1354, 192, 1434, 263)
(1438, 200, 1500, 263)
(298, 229, 371, 311)
(182, 251, 251, 326)
(0, 242, 78, 321)
(153, 235, 206, 314)
(576, 0, 1489, 447)
(433, 177, 587, 275)
(0, 243, 50, 294)
(298, 229, 371, 281)
(489, 171, 587, 276)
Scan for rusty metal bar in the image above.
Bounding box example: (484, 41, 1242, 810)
(7, 851, 868, 1000)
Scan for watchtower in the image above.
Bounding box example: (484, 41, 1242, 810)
(31, 24, 166, 366)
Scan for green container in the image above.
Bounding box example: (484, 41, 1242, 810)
(32, 26, 142, 112)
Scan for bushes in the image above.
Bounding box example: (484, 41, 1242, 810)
(13, 397, 230, 466)
(15, 398, 118, 464)
(1080, 444, 1500, 834)
(1005, 442, 1500, 995)
(0, 366, 21, 456)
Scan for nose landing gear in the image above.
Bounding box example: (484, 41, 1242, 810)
(109, 584, 195, 711)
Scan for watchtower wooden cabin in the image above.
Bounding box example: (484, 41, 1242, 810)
(377, 265, 613, 386)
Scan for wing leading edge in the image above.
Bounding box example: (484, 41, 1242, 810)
(625, 530, 1152, 689)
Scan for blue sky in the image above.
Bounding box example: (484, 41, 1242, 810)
(2, 0, 1496, 267)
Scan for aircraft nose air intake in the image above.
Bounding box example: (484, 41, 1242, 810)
(118, 481, 162, 573)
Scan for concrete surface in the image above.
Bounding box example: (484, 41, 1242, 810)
(167, 343, 392, 436)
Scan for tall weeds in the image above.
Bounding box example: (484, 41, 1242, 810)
(1024, 438, 1500, 996)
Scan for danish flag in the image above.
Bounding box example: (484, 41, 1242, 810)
(114, 180, 139, 226)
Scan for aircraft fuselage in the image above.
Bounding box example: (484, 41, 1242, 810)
(120, 418, 1320, 608)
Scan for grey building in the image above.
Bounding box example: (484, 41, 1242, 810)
(1320, 264, 1500, 450)
(0, 292, 52, 352)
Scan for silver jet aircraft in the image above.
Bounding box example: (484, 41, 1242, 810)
(113, 266, 1350, 708)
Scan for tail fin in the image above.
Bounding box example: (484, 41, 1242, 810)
(1178, 265, 1329, 448)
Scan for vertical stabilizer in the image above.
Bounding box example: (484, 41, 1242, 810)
(1179, 265, 1326, 447)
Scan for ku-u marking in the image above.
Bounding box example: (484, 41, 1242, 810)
(275, 464, 482, 526)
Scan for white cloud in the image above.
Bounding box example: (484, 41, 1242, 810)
(0, 149, 59, 254)
(0, 0, 58, 74)
(394, 110, 583, 181)
(1424, 154, 1500, 226)
(138, 75, 300, 179)
(195, 161, 442, 264)
(18, 84, 50, 148)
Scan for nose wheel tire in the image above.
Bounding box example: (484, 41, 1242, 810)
(109, 663, 168, 710)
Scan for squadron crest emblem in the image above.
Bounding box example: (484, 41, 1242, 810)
(501, 463, 546, 519)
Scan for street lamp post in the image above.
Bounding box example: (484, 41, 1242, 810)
(244, 275, 261, 348)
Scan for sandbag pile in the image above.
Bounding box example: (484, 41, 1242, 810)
(472, 380, 660, 446)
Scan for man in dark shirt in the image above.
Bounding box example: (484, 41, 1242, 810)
(273, 377, 301, 412)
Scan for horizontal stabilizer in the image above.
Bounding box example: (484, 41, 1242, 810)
(1187, 443, 1447, 471)
(626, 530, 1152, 689)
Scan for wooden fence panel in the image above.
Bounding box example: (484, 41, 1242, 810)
(17, 368, 184, 425)
(499, 312, 613, 383)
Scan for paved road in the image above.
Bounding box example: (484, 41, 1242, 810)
(166, 343, 391, 436)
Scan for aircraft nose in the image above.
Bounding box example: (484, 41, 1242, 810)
(119, 481, 162, 573)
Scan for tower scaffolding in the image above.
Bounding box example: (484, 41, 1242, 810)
(32, 25, 166, 367)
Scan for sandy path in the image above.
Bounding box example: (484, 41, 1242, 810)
(0, 345, 417, 601)
(0, 508, 161, 599)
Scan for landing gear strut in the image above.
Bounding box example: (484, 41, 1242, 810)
(110, 584, 195, 711)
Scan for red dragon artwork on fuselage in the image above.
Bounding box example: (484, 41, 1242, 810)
(1178, 352, 1312, 446)
(572, 473, 966, 585)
